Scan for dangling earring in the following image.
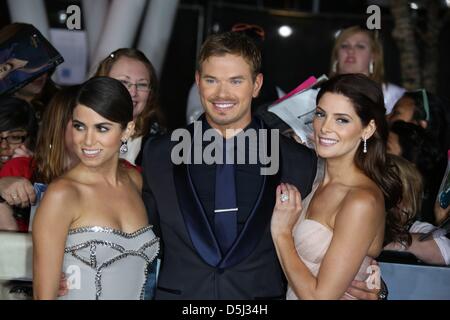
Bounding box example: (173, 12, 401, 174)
(120, 140, 128, 154)
(363, 138, 367, 154)
(369, 61, 374, 75)
(332, 60, 338, 73)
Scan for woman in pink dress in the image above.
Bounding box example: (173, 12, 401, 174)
(271, 74, 407, 300)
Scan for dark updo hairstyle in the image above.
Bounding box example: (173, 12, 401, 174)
(75, 77, 133, 128)
(316, 74, 406, 244)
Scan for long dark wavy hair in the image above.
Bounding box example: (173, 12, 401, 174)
(317, 74, 408, 245)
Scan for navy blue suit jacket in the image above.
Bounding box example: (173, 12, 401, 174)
(142, 118, 317, 299)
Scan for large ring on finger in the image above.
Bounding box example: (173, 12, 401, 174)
(11, 194, 18, 200)
(378, 291, 387, 300)
(377, 286, 388, 300)
(280, 193, 289, 202)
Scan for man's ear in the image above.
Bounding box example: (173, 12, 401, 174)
(122, 121, 135, 141)
(252, 73, 264, 98)
(195, 70, 200, 88)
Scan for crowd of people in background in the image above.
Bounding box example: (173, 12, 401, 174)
(0, 22, 449, 300)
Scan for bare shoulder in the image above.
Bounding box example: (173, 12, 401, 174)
(332, 181, 385, 256)
(43, 177, 79, 203)
(33, 177, 80, 230)
(124, 167, 143, 191)
(337, 183, 384, 222)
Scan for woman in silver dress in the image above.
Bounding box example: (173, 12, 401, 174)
(32, 77, 159, 300)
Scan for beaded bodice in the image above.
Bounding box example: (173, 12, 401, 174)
(59, 225, 159, 300)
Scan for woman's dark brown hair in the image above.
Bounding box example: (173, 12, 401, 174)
(384, 155, 423, 246)
(317, 74, 407, 244)
(75, 77, 133, 128)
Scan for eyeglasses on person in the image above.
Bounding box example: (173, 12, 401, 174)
(118, 79, 151, 92)
(0, 134, 28, 145)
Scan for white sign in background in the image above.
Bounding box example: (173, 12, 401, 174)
(50, 28, 88, 85)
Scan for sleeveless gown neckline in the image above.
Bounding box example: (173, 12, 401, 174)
(60, 224, 159, 300)
(286, 165, 379, 300)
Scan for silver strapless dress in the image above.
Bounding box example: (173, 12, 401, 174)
(59, 225, 159, 300)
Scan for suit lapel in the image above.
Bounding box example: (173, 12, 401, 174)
(173, 161, 223, 267)
(173, 121, 222, 267)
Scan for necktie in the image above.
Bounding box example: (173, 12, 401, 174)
(214, 139, 237, 254)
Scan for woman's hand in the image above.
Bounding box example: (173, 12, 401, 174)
(0, 176, 36, 207)
(12, 145, 34, 158)
(271, 183, 302, 238)
(341, 259, 383, 300)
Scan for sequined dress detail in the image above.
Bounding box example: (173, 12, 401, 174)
(59, 225, 159, 300)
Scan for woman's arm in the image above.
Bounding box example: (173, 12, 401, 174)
(384, 221, 448, 265)
(32, 181, 76, 299)
(384, 235, 445, 265)
(406, 234, 446, 265)
(271, 184, 383, 299)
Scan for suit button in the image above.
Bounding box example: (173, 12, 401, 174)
(217, 268, 224, 274)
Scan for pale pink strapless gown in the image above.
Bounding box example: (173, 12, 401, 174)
(286, 218, 376, 300)
(286, 165, 380, 300)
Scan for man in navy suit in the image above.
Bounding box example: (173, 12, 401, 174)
(142, 32, 380, 300)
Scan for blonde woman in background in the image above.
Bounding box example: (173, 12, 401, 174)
(329, 25, 405, 114)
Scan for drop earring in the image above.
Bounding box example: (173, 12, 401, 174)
(120, 140, 128, 154)
(332, 60, 338, 73)
(363, 138, 367, 154)
(369, 61, 374, 75)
